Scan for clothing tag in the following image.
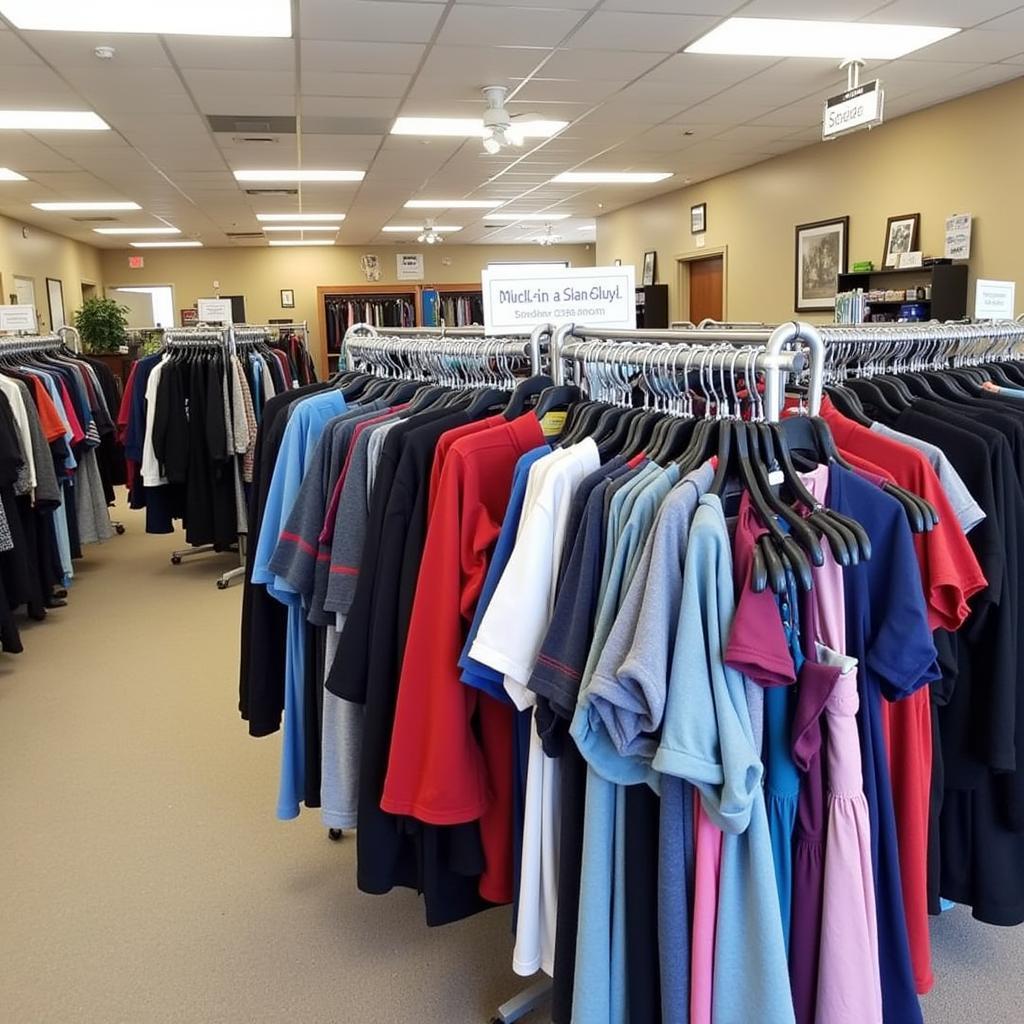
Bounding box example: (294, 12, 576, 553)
(768, 469, 784, 486)
(539, 410, 567, 438)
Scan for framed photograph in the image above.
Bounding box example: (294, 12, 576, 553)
(690, 203, 707, 234)
(280, 288, 295, 308)
(642, 250, 657, 287)
(794, 216, 849, 312)
(883, 213, 920, 268)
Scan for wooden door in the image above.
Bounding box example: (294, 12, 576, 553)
(688, 255, 724, 324)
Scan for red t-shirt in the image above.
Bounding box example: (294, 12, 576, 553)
(820, 396, 986, 994)
(381, 412, 544, 905)
(426, 413, 505, 517)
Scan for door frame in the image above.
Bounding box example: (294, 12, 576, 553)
(674, 245, 728, 324)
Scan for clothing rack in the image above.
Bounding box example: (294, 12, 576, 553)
(550, 321, 824, 419)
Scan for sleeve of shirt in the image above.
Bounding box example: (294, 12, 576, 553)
(380, 449, 493, 824)
(323, 437, 375, 616)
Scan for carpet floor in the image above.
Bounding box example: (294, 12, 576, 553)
(0, 503, 1020, 1022)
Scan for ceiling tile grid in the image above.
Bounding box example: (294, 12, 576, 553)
(0, 0, 1020, 247)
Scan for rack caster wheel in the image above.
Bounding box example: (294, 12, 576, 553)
(328, 829, 344, 842)
(217, 579, 229, 590)
(171, 555, 182, 565)
(115, 524, 126, 535)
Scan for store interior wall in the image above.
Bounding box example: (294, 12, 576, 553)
(98, 242, 595, 351)
(0, 214, 104, 332)
(597, 75, 1024, 325)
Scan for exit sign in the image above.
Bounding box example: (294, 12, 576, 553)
(128, 255, 144, 269)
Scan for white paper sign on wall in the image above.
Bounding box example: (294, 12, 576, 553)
(975, 279, 1016, 320)
(482, 264, 637, 336)
(397, 253, 424, 281)
(0, 304, 37, 331)
(945, 214, 972, 260)
(197, 297, 233, 324)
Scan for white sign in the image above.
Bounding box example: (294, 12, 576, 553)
(823, 79, 885, 140)
(197, 297, 233, 324)
(0, 304, 37, 331)
(482, 264, 636, 335)
(396, 253, 424, 281)
(945, 213, 972, 260)
(898, 251, 923, 269)
(975, 279, 1016, 320)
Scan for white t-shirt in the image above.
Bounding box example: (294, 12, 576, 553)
(141, 355, 169, 487)
(0, 375, 36, 490)
(470, 438, 599, 977)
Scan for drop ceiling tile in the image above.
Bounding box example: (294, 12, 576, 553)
(906, 28, 1024, 62)
(166, 37, 295, 72)
(302, 40, 426, 74)
(301, 96, 401, 118)
(736, 0, 882, 16)
(940, 62, 1024, 92)
(674, 93, 781, 123)
(564, 12, 719, 52)
(746, 97, 822, 127)
(460, 0, 596, 7)
(546, 48, 668, 79)
(300, 0, 445, 42)
(642, 52, 775, 83)
(438, 5, 587, 47)
(418, 44, 552, 82)
(181, 68, 296, 97)
(578, 98, 688, 123)
(202, 96, 297, 117)
(604, 0, 742, 10)
(0, 29, 44, 65)
(510, 77, 628, 103)
(19, 30, 173, 68)
(866, 0, 1021, 28)
(300, 71, 411, 97)
(876, 59, 985, 92)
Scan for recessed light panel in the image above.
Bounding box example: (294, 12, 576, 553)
(268, 239, 336, 247)
(33, 201, 140, 211)
(93, 227, 180, 235)
(487, 213, 572, 222)
(381, 225, 462, 233)
(233, 170, 364, 182)
(261, 225, 339, 232)
(551, 172, 672, 184)
(256, 213, 345, 222)
(404, 200, 501, 209)
(685, 17, 958, 59)
(130, 241, 203, 248)
(0, 0, 291, 37)
(0, 110, 108, 130)
(391, 117, 567, 139)
(0, 168, 27, 181)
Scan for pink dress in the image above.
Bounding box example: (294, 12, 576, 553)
(690, 799, 722, 1024)
(803, 468, 883, 1024)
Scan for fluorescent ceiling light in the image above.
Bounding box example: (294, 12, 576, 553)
(261, 225, 338, 232)
(130, 241, 203, 248)
(685, 17, 958, 59)
(93, 227, 180, 235)
(256, 213, 345, 222)
(233, 170, 364, 182)
(0, 0, 291, 37)
(404, 199, 501, 209)
(0, 168, 27, 181)
(33, 201, 140, 211)
(487, 213, 571, 222)
(268, 239, 336, 247)
(552, 172, 672, 184)
(0, 110, 108, 131)
(391, 117, 567, 139)
(381, 225, 461, 233)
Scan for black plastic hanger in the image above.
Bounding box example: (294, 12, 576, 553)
(533, 384, 581, 420)
(502, 373, 553, 418)
(464, 386, 509, 418)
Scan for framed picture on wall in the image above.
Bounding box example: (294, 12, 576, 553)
(642, 250, 657, 286)
(46, 278, 65, 330)
(883, 213, 920, 268)
(280, 288, 295, 308)
(794, 216, 849, 312)
(690, 203, 707, 234)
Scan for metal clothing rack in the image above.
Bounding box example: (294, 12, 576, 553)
(551, 321, 824, 420)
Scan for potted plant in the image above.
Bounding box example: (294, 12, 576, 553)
(73, 296, 130, 354)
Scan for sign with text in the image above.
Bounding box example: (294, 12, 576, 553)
(197, 297, 233, 324)
(482, 264, 636, 335)
(128, 255, 144, 269)
(823, 79, 884, 140)
(0, 304, 37, 332)
(396, 253, 424, 281)
(975, 279, 1016, 320)
(945, 213, 972, 260)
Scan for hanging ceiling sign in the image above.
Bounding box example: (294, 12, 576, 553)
(822, 79, 885, 140)
(482, 263, 636, 336)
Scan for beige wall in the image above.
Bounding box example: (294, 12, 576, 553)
(597, 75, 1024, 325)
(0, 214, 104, 332)
(99, 242, 595, 366)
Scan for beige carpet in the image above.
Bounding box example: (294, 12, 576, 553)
(0, 503, 1021, 1023)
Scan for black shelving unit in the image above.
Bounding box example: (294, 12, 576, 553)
(636, 284, 669, 329)
(837, 263, 968, 321)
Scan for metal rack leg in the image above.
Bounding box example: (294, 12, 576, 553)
(170, 544, 216, 565)
(491, 979, 552, 1024)
(216, 566, 245, 590)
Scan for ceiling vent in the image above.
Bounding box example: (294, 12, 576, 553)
(231, 134, 280, 145)
(206, 114, 297, 135)
(225, 231, 265, 240)
(70, 216, 119, 222)
(243, 187, 299, 197)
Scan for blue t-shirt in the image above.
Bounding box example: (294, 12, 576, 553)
(830, 464, 939, 1024)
